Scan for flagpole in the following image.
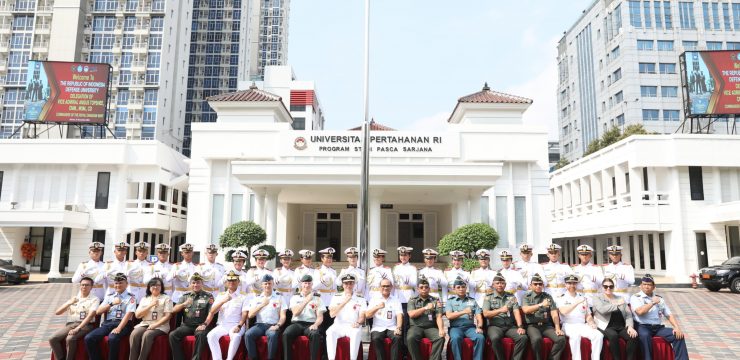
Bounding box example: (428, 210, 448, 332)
(359, 0, 371, 271)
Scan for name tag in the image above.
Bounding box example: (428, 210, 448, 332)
(386, 311, 392, 319)
(115, 310, 122, 319)
(79, 311, 86, 320)
(195, 310, 200, 317)
(198, 299, 206, 305)
(152, 311, 158, 320)
(428, 313, 433, 321)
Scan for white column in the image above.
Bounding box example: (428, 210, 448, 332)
(666, 167, 687, 280)
(456, 198, 469, 228)
(265, 189, 279, 247)
(47, 227, 63, 278)
(369, 192, 382, 268)
(252, 188, 266, 227)
(276, 201, 288, 251)
(223, 161, 233, 229)
(629, 166, 644, 204)
(469, 193, 482, 224)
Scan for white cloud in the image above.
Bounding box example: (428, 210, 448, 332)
(401, 111, 451, 132)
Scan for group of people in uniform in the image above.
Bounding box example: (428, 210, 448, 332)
(49, 240, 688, 360)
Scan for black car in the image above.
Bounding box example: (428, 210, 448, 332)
(699, 256, 740, 293)
(0, 259, 30, 284)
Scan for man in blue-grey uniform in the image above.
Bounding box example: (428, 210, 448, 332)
(84, 273, 136, 360)
(629, 274, 688, 360)
(445, 278, 485, 360)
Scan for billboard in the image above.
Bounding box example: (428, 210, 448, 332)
(683, 50, 740, 116)
(23, 61, 111, 124)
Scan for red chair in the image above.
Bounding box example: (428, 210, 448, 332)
(291, 335, 322, 360)
(368, 337, 406, 360)
(334, 336, 364, 360)
(49, 338, 87, 360)
(218, 335, 247, 359)
(561, 337, 593, 360)
(101, 335, 130, 360)
(146, 334, 171, 360)
(486, 337, 516, 360)
(651, 337, 675, 360)
(446, 337, 475, 360)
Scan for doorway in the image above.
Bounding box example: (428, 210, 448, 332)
(696, 232, 708, 269)
(398, 213, 424, 262)
(316, 213, 341, 261)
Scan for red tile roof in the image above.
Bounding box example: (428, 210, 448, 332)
(206, 84, 282, 102)
(457, 83, 533, 104)
(349, 120, 396, 131)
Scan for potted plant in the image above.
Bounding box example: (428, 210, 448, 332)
(20, 242, 37, 271)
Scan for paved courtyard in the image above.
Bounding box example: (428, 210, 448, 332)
(0, 282, 737, 359)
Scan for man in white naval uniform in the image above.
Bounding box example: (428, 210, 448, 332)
(167, 243, 198, 305)
(572, 245, 604, 306)
(556, 274, 603, 360)
(127, 241, 151, 302)
(315, 247, 338, 360)
(223, 250, 249, 296)
(498, 250, 527, 305)
(102, 242, 131, 297)
(199, 244, 226, 298)
(144, 243, 174, 295)
(513, 244, 546, 287)
(366, 249, 394, 301)
(274, 249, 296, 305)
(205, 270, 248, 360)
(444, 250, 471, 303)
(293, 249, 316, 289)
(393, 246, 417, 357)
(336, 247, 366, 298)
(244, 249, 273, 303)
(470, 249, 495, 308)
(72, 241, 106, 301)
(418, 248, 446, 301)
(326, 274, 367, 360)
(603, 245, 635, 302)
(542, 244, 572, 297)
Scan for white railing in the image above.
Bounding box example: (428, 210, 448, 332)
(124, 199, 187, 219)
(551, 190, 671, 221)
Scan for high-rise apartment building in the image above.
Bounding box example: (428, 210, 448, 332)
(0, 0, 190, 150)
(558, 0, 740, 161)
(182, 0, 289, 156)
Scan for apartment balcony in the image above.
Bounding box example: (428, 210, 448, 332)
(33, 42, 48, 52)
(0, 24, 10, 34)
(131, 61, 146, 71)
(124, 199, 187, 234)
(125, 117, 142, 129)
(132, 43, 148, 53)
(0, 204, 90, 229)
(134, 26, 149, 35)
(551, 190, 673, 238)
(127, 99, 143, 110)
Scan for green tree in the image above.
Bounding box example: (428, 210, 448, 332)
(438, 223, 499, 271)
(584, 139, 601, 156)
(554, 158, 570, 170)
(219, 221, 267, 267)
(618, 123, 649, 140)
(600, 126, 622, 148)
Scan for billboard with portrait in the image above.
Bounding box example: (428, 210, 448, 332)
(23, 61, 111, 124)
(683, 50, 740, 116)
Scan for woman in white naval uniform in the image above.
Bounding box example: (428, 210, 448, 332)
(72, 242, 106, 301)
(418, 249, 447, 301)
(326, 274, 367, 360)
(603, 245, 635, 302)
(470, 249, 495, 308)
(206, 270, 249, 360)
(128, 242, 151, 302)
(555, 274, 603, 360)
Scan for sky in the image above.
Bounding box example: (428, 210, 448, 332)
(288, 0, 595, 140)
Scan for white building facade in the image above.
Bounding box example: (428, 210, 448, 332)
(187, 85, 551, 266)
(550, 134, 740, 282)
(558, 0, 740, 161)
(0, 139, 189, 278)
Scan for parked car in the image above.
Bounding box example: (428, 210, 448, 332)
(0, 259, 30, 284)
(699, 256, 740, 293)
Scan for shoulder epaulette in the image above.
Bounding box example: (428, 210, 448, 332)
(383, 265, 390, 268)
(175, 262, 181, 265)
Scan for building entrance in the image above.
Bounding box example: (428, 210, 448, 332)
(398, 213, 424, 262)
(316, 213, 342, 261)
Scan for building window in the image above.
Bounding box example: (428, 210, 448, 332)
(642, 109, 660, 121)
(679, 1, 696, 29)
(637, 39, 654, 51)
(661, 86, 678, 97)
(495, 196, 508, 247)
(614, 91, 624, 103)
(616, 114, 625, 126)
(0, 171, 3, 199)
(629, 1, 642, 27)
(643, 1, 652, 27)
(689, 166, 704, 200)
(664, 1, 673, 28)
(95, 172, 111, 209)
(654, 1, 663, 28)
(231, 194, 243, 224)
(728, 226, 740, 257)
(659, 233, 667, 270)
(657, 40, 674, 51)
(638, 234, 645, 269)
(639, 63, 656, 73)
(612, 68, 622, 83)
(728, 42, 740, 50)
(514, 196, 527, 245)
(659, 63, 676, 74)
(292, 117, 305, 130)
(640, 86, 658, 97)
(610, 46, 620, 59)
(663, 110, 681, 121)
(682, 40, 698, 50)
(290, 105, 306, 111)
(706, 41, 722, 50)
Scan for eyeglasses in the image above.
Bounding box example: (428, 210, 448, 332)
(380, 285, 392, 288)
(531, 283, 544, 286)
(603, 285, 615, 290)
